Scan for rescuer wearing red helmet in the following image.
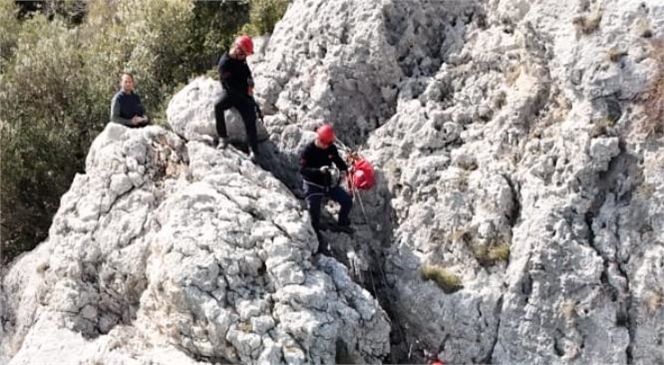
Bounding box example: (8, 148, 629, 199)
(299, 124, 354, 249)
(214, 35, 260, 162)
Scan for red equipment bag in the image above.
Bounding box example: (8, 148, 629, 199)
(349, 158, 375, 191)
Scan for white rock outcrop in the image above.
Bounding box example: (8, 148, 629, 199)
(249, 0, 664, 363)
(166, 77, 269, 144)
(4, 0, 664, 364)
(1, 124, 390, 364)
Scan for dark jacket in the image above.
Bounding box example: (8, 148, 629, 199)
(110, 90, 146, 127)
(299, 141, 348, 186)
(218, 52, 254, 97)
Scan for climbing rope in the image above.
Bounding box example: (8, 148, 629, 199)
(333, 138, 372, 225)
(334, 136, 415, 361)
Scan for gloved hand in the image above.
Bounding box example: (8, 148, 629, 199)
(320, 166, 331, 187)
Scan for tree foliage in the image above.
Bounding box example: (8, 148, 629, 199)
(242, 0, 290, 36)
(1, 0, 288, 263)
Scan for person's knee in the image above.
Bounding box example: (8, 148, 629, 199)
(241, 111, 257, 126)
(335, 190, 353, 206)
(341, 196, 353, 210)
(214, 97, 224, 109)
(216, 95, 234, 109)
(236, 103, 256, 119)
(306, 198, 322, 224)
(306, 195, 322, 208)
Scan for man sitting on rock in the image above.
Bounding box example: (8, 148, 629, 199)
(214, 35, 261, 162)
(110, 72, 149, 128)
(299, 124, 354, 245)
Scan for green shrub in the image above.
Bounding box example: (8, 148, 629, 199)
(1, 15, 97, 262)
(0, 1, 20, 68)
(14, 0, 87, 24)
(191, 1, 250, 69)
(242, 0, 290, 36)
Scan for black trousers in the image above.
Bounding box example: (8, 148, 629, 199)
(214, 92, 259, 154)
(303, 182, 353, 232)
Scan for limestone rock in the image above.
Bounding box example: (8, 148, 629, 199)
(1, 124, 390, 364)
(6, 0, 664, 364)
(167, 77, 269, 145)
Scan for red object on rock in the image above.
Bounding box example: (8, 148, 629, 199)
(350, 158, 375, 191)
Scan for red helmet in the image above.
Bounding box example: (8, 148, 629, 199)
(234, 35, 254, 55)
(317, 124, 335, 144)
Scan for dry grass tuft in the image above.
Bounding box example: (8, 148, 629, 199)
(505, 65, 522, 86)
(636, 18, 653, 39)
(573, 12, 602, 35)
(473, 240, 511, 266)
(641, 39, 664, 136)
(238, 320, 253, 332)
(36, 261, 50, 274)
(487, 242, 511, 262)
(450, 226, 471, 244)
(608, 48, 628, 63)
(420, 264, 463, 294)
(646, 289, 664, 313)
(560, 299, 578, 322)
(589, 117, 617, 138)
(636, 181, 655, 199)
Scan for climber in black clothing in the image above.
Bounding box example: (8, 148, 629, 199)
(214, 35, 261, 162)
(299, 124, 354, 241)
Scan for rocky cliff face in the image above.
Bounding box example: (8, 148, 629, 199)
(4, 0, 664, 364)
(0, 125, 389, 364)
